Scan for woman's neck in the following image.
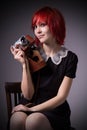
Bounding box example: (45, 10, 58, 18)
(43, 42, 61, 57)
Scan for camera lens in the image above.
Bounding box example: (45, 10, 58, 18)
(20, 36, 29, 46)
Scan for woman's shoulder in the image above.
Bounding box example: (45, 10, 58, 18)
(67, 49, 78, 62)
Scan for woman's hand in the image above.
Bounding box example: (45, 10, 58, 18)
(12, 104, 32, 114)
(10, 46, 26, 65)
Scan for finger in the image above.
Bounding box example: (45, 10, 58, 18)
(10, 46, 15, 55)
(11, 107, 17, 113)
(11, 106, 20, 113)
(15, 50, 24, 58)
(10, 46, 19, 56)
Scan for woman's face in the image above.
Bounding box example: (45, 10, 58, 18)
(34, 22, 55, 44)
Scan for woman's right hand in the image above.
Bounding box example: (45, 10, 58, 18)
(10, 46, 27, 65)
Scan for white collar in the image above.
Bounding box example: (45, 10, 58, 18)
(39, 46, 68, 65)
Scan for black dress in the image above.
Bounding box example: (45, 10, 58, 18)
(20, 47, 78, 130)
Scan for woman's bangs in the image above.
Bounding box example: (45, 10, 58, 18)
(32, 14, 47, 27)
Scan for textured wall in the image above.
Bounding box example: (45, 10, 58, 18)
(0, 0, 87, 130)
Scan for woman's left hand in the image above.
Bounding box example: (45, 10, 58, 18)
(12, 104, 31, 114)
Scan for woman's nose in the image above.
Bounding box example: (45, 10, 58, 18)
(36, 26, 41, 33)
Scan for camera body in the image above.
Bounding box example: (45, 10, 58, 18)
(13, 35, 46, 72)
(13, 35, 37, 58)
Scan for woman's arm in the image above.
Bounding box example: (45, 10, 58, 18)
(12, 76, 73, 113)
(21, 59, 34, 100)
(30, 76, 73, 111)
(10, 46, 35, 100)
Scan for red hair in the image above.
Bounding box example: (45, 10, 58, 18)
(32, 6, 66, 45)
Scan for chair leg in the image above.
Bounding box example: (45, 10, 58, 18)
(7, 118, 10, 130)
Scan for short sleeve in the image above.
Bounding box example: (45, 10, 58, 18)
(65, 51, 78, 78)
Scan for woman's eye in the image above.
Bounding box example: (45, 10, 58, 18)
(33, 25, 37, 30)
(33, 23, 47, 30)
(40, 23, 47, 27)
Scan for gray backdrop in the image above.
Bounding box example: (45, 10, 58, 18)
(0, 0, 87, 130)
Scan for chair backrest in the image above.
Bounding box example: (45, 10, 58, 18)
(5, 82, 21, 118)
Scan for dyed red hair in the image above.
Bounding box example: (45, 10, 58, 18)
(32, 6, 66, 45)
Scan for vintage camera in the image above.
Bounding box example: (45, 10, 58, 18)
(13, 35, 37, 59)
(13, 35, 46, 72)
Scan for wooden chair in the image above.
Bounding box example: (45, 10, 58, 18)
(5, 82, 21, 119)
(5, 82, 76, 130)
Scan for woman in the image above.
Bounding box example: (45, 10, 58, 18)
(10, 6, 78, 130)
